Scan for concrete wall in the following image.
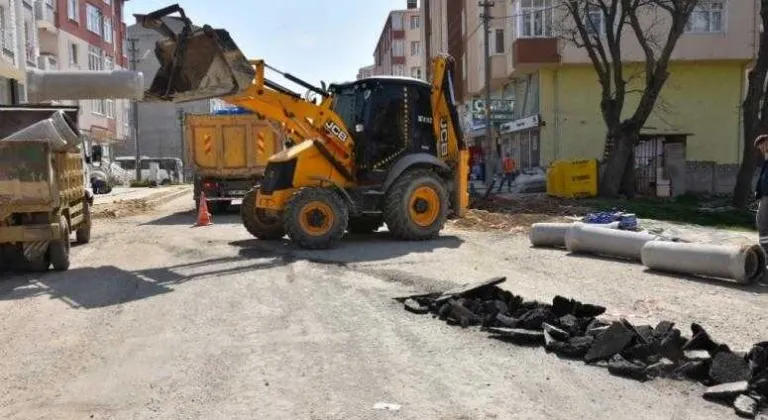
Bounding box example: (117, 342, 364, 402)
(538, 61, 746, 166)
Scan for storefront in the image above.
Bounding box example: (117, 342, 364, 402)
(499, 114, 542, 170)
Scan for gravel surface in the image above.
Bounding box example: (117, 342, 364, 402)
(0, 192, 765, 419)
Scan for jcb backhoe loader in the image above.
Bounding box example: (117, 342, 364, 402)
(135, 4, 469, 250)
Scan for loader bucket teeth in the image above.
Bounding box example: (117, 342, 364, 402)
(136, 7, 254, 103)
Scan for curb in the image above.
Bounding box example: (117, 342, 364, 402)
(144, 187, 193, 207)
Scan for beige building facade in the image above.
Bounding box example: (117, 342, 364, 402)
(373, 3, 424, 80)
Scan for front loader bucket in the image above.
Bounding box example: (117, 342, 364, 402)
(135, 4, 255, 103)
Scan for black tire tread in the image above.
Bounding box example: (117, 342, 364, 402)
(76, 198, 92, 244)
(50, 215, 71, 271)
(284, 188, 348, 250)
(384, 168, 448, 241)
(241, 188, 285, 240)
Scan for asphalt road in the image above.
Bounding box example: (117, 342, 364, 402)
(0, 192, 765, 419)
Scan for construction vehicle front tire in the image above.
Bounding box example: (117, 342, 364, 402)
(347, 215, 384, 234)
(241, 189, 285, 240)
(76, 198, 92, 244)
(50, 215, 71, 271)
(384, 168, 448, 241)
(284, 187, 348, 250)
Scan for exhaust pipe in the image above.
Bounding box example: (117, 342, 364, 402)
(134, 4, 255, 103)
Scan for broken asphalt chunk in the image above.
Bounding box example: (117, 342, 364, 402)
(495, 313, 520, 328)
(608, 355, 649, 382)
(552, 295, 577, 317)
(487, 328, 545, 345)
(518, 307, 557, 330)
(703, 381, 750, 401)
(684, 350, 712, 362)
(403, 299, 430, 315)
(682, 323, 719, 354)
(653, 328, 685, 362)
(548, 336, 594, 359)
(543, 323, 570, 344)
(710, 351, 750, 385)
(672, 360, 710, 382)
(434, 277, 506, 304)
(584, 321, 635, 363)
(645, 358, 677, 378)
(733, 394, 758, 418)
(556, 314, 582, 336)
(573, 303, 606, 318)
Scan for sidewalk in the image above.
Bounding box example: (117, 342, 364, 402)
(94, 185, 192, 206)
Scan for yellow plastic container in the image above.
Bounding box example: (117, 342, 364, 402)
(560, 159, 598, 198)
(546, 161, 564, 197)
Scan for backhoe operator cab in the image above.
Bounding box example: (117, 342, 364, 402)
(135, 4, 469, 250)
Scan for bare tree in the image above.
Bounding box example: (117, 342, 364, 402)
(733, 0, 768, 208)
(560, 0, 699, 197)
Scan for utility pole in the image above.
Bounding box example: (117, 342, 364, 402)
(480, 0, 495, 185)
(127, 37, 141, 182)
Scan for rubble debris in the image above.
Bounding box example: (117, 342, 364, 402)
(710, 352, 750, 384)
(584, 321, 635, 363)
(703, 382, 750, 401)
(396, 279, 768, 419)
(733, 394, 758, 418)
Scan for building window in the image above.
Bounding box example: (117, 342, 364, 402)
(88, 45, 103, 70)
(586, 4, 606, 36)
(103, 18, 112, 43)
(518, 0, 553, 38)
(122, 37, 128, 58)
(391, 12, 403, 30)
(411, 66, 422, 79)
(68, 0, 78, 22)
(393, 64, 404, 76)
(86, 3, 103, 36)
(69, 43, 79, 65)
(105, 99, 115, 118)
(0, 6, 10, 54)
(104, 55, 113, 70)
(411, 41, 420, 56)
(392, 39, 404, 56)
(686, 1, 725, 33)
(24, 21, 35, 65)
(410, 15, 420, 30)
(494, 28, 505, 54)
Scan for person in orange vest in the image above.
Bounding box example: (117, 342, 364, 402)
(497, 153, 518, 193)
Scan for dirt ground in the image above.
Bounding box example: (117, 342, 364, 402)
(0, 192, 765, 420)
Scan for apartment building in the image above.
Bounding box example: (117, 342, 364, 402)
(373, 1, 424, 79)
(357, 64, 374, 80)
(420, 0, 466, 96)
(455, 0, 759, 194)
(0, 0, 39, 103)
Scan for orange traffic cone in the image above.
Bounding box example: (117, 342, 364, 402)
(194, 192, 213, 227)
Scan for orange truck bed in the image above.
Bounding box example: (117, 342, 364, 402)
(184, 114, 284, 209)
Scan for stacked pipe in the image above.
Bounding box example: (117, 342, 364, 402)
(397, 277, 768, 419)
(530, 222, 767, 285)
(2, 110, 80, 151)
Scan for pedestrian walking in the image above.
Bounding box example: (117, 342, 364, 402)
(497, 153, 517, 193)
(754, 134, 768, 260)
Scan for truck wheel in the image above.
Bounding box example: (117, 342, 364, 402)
(384, 168, 448, 241)
(347, 215, 383, 234)
(284, 187, 348, 250)
(241, 189, 285, 240)
(22, 244, 50, 273)
(49, 215, 71, 271)
(76, 199, 92, 244)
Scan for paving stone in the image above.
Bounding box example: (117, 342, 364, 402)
(584, 321, 635, 363)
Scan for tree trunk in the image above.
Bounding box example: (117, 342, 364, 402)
(599, 130, 637, 197)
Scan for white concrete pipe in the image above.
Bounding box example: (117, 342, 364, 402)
(641, 241, 766, 284)
(565, 223, 659, 261)
(530, 221, 620, 248)
(3, 110, 79, 151)
(26, 70, 144, 103)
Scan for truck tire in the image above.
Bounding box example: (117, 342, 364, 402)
(241, 189, 285, 240)
(347, 215, 383, 234)
(49, 215, 71, 271)
(22, 244, 50, 272)
(76, 199, 92, 244)
(383, 168, 448, 241)
(284, 187, 348, 250)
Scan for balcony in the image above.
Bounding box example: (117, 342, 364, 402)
(37, 54, 57, 70)
(34, 0, 57, 34)
(510, 37, 560, 76)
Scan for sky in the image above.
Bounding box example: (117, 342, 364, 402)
(124, 0, 408, 91)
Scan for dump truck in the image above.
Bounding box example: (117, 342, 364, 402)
(185, 113, 285, 214)
(0, 105, 93, 272)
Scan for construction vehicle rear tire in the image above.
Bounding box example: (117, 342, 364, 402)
(347, 215, 383, 234)
(76, 198, 92, 244)
(49, 215, 71, 271)
(384, 168, 448, 241)
(241, 189, 285, 240)
(284, 187, 348, 250)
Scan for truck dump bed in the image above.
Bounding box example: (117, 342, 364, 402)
(185, 114, 281, 178)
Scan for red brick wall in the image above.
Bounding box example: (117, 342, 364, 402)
(56, 0, 127, 68)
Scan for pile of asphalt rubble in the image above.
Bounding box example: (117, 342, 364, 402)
(396, 277, 768, 419)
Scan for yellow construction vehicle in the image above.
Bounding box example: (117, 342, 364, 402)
(136, 4, 469, 249)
